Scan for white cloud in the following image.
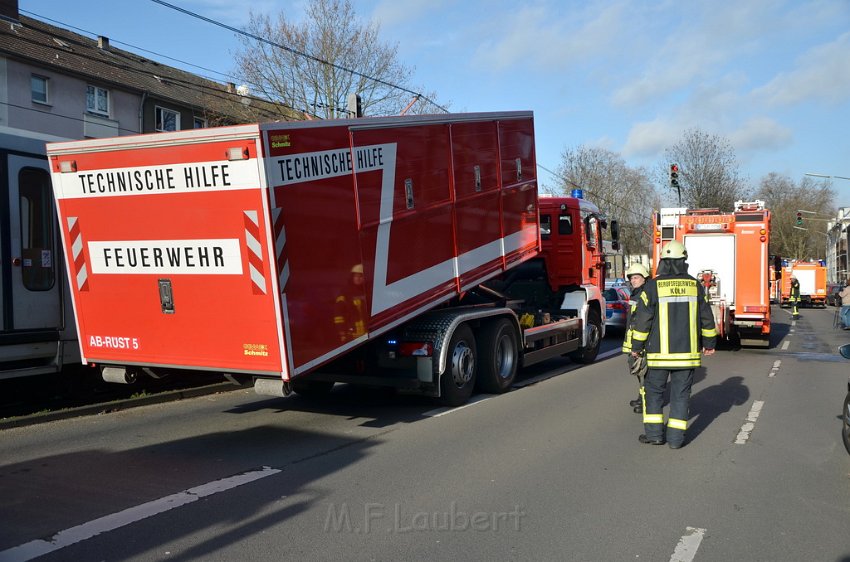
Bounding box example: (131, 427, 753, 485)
(371, 0, 445, 27)
(728, 117, 793, 152)
(752, 32, 850, 106)
(471, 2, 628, 71)
(185, 0, 282, 26)
(622, 119, 679, 158)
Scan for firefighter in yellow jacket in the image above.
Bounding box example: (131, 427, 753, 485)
(630, 241, 717, 449)
(622, 263, 650, 414)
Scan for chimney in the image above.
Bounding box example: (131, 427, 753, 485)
(0, 0, 19, 24)
(98, 36, 109, 50)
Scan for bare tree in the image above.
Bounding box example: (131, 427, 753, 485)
(234, 0, 444, 119)
(754, 173, 835, 260)
(556, 146, 659, 258)
(662, 128, 748, 210)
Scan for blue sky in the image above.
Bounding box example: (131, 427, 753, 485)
(21, 0, 850, 203)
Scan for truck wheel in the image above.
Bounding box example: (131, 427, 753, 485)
(569, 308, 601, 364)
(476, 318, 519, 394)
(291, 379, 335, 398)
(438, 324, 477, 406)
(842, 392, 850, 455)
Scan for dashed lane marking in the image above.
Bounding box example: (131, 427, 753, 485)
(423, 347, 623, 418)
(781, 340, 790, 350)
(670, 526, 707, 562)
(735, 400, 765, 444)
(769, 360, 781, 377)
(0, 467, 281, 562)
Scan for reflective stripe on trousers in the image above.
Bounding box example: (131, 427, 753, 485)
(643, 368, 694, 446)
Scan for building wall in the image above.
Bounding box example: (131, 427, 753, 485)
(0, 57, 142, 139)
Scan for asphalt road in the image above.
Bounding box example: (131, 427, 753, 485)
(2, 306, 850, 561)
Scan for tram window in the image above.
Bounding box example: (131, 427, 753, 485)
(19, 168, 55, 291)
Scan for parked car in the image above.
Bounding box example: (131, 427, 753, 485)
(838, 343, 850, 454)
(604, 286, 631, 333)
(827, 283, 843, 307)
(605, 278, 628, 290)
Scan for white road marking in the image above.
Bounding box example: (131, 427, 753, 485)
(781, 340, 790, 350)
(422, 394, 493, 418)
(424, 347, 623, 417)
(735, 400, 765, 444)
(0, 467, 280, 562)
(769, 360, 781, 377)
(670, 527, 707, 562)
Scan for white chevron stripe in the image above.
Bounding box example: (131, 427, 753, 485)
(72, 234, 83, 259)
(250, 264, 267, 293)
(279, 260, 290, 292)
(76, 263, 88, 289)
(245, 230, 262, 259)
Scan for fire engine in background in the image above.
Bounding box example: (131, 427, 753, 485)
(768, 260, 781, 303)
(0, 126, 81, 381)
(46, 112, 614, 406)
(780, 260, 827, 308)
(652, 200, 771, 348)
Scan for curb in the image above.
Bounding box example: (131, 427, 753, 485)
(0, 382, 241, 431)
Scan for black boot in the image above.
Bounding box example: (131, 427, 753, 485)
(633, 403, 643, 414)
(629, 396, 641, 407)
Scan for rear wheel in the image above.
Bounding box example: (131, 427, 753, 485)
(569, 308, 601, 364)
(438, 324, 477, 406)
(476, 319, 519, 394)
(842, 392, 850, 455)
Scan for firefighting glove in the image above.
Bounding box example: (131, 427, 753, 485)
(629, 354, 648, 379)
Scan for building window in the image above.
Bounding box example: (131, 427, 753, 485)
(194, 117, 207, 129)
(86, 85, 109, 115)
(31, 75, 49, 104)
(155, 106, 180, 132)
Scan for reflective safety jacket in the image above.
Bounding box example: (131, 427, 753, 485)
(630, 274, 717, 368)
(621, 285, 645, 353)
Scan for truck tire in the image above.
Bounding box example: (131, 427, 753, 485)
(291, 379, 335, 398)
(842, 392, 850, 455)
(569, 308, 601, 364)
(438, 324, 477, 406)
(476, 318, 519, 394)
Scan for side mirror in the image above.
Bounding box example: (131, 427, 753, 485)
(840, 343, 850, 360)
(610, 220, 620, 241)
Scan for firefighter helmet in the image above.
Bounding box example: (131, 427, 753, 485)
(660, 240, 687, 259)
(625, 263, 649, 279)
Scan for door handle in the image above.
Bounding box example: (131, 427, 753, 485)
(12, 257, 21, 266)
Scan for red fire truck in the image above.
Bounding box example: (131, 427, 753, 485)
(651, 200, 771, 347)
(780, 260, 827, 307)
(46, 112, 612, 406)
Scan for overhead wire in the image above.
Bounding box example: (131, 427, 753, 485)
(8, 19, 329, 121)
(148, 0, 450, 113)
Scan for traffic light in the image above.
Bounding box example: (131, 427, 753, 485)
(795, 211, 803, 226)
(670, 164, 680, 189)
